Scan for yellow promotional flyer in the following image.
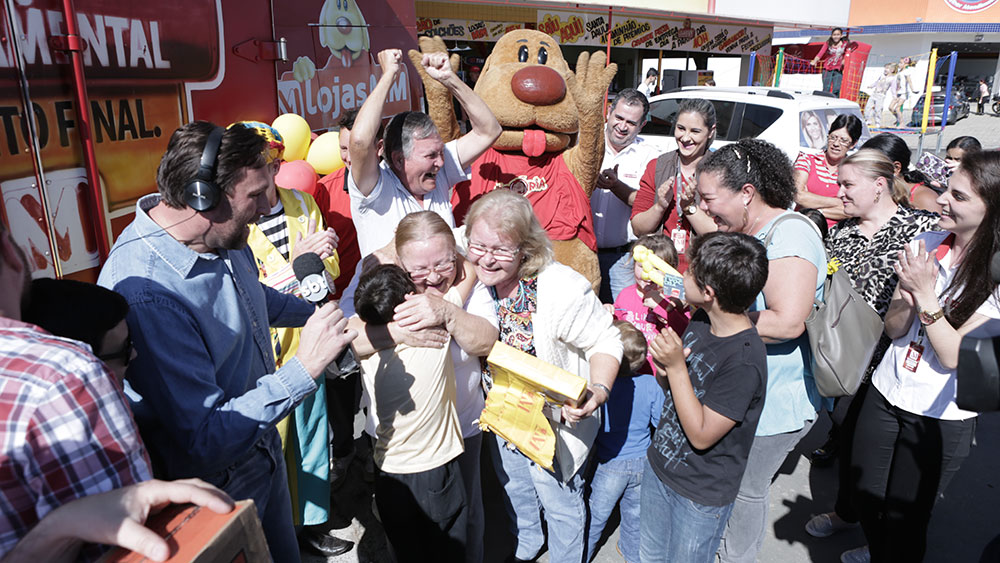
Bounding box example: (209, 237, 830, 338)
(479, 342, 587, 471)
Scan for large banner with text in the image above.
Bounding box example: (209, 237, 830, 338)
(417, 12, 771, 56)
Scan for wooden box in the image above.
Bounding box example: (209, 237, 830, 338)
(98, 499, 269, 563)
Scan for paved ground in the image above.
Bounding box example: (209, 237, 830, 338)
(303, 407, 1000, 563)
(872, 109, 1000, 156)
(299, 112, 1000, 563)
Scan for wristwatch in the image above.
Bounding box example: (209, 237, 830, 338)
(591, 383, 612, 401)
(684, 204, 699, 216)
(918, 308, 945, 326)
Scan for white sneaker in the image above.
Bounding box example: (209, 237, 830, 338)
(806, 512, 860, 538)
(840, 546, 870, 563)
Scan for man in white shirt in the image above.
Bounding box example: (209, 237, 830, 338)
(348, 48, 501, 257)
(591, 88, 659, 303)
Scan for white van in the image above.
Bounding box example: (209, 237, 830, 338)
(639, 86, 871, 160)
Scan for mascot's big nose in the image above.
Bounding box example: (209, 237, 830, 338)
(511, 66, 566, 106)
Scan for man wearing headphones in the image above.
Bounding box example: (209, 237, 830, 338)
(98, 121, 358, 563)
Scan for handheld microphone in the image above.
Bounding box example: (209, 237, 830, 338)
(292, 253, 331, 304)
(291, 252, 359, 377)
(991, 250, 1000, 285)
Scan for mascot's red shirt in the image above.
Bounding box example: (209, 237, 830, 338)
(452, 148, 597, 252)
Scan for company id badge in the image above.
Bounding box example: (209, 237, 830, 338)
(902, 342, 924, 372)
(671, 227, 688, 254)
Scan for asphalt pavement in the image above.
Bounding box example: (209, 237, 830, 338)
(873, 108, 1000, 156)
(304, 405, 1000, 563)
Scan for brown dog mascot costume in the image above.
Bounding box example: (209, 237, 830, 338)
(409, 31, 617, 290)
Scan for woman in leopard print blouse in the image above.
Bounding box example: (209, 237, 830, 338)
(804, 148, 937, 558)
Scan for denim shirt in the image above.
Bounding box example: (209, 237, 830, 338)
(98, 195, 317, 478)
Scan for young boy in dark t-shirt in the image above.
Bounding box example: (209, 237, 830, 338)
(639, 232, 770, 563)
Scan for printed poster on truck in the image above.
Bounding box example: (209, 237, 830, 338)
(274, 0, 420, 131)
(1, 0, 419, 281)
(0, 0, 221, 277)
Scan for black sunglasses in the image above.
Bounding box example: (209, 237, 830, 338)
(99, 336, 133, 366)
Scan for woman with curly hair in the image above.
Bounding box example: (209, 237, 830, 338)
(694, 138, 828, 563)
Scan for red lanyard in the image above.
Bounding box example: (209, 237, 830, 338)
(935, 233, 955, 262)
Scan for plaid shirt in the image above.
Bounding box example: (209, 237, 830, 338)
(0, 317, 151, 559)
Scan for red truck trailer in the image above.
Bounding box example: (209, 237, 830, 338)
(0, 0, 419, 281)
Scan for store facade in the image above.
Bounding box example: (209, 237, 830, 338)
(776, 0, 1000, 103)
(413, 1, 844, 93)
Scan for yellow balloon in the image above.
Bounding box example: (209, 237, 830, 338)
(271, 113, 311, 162)
(306, 131, 345, 175)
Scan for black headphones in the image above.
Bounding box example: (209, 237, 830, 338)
(183, 126, 225, 211)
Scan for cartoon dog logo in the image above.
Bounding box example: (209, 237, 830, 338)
(318, 0, 370, 68)
(293, 0, 370, 79)
(280, 0, 410, 129)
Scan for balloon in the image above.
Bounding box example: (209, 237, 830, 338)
(311, 131, 319, 141)
(306, 131, 345, 175)
(271, 113, 311, 161)
(275, 160, 318, 193)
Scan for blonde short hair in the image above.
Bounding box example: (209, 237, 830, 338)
(463, 190, 553, 278)
(395, 210, 456, 254)
(841, 148, 909, 205)
(614, 320, 648, 375)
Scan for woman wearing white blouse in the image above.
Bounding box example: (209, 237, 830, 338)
(846, 151, 1000, 563)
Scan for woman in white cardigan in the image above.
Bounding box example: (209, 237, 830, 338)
(463, 189, 623, 563)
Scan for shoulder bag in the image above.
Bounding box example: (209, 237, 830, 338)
(764, 213, 884, 397)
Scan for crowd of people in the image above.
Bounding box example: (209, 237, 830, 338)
(2, 44, 999, 563)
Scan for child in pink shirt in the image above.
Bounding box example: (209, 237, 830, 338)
(612, 234, 690, 375)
